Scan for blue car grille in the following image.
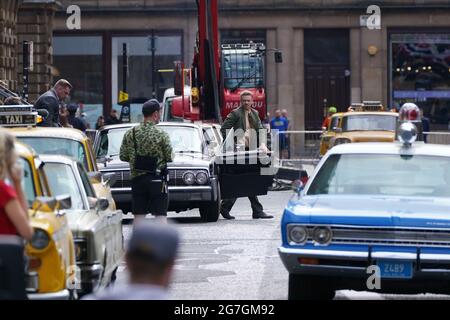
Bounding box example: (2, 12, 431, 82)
(329, 226, 450, 247)
(291, 225, 450, 247)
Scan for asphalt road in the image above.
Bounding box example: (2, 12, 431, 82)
(115, 190, 450, 300)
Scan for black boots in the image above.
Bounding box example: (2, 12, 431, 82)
(252, 212, 274, 219)
(221, 211, 235, 220)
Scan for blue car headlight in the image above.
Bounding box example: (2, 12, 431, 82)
(288, 225, 308, 245)
(312, 226, 333, 245)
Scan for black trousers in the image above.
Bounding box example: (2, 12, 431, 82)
(221, 196, 264, 215)
(131, 174, 168, 216)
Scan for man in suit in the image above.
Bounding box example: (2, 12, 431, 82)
(219, 90, 273, 220)
(34, 79, 72, 127)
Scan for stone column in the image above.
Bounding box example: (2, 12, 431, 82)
(18, 0, 58, 103)
(350, 28, 361, 103)
(0, 0, 20, 92)
(360, 27, 384, 103)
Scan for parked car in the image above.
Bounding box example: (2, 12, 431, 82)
(279, 123, 450, 299)
(9, 124, 117, 212)
(328, 104, 398, 149)
(16, 142, 77, 300)
(39, 154, 124, 295)
(94, 122, 274, 222)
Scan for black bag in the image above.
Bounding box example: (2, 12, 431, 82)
(133, 127, 158, 174)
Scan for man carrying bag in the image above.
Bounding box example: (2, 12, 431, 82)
(120, 100, 173, 223)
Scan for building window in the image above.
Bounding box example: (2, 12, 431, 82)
(390, 33, 450, 130)
(112, 34, 182, 123)
(53, 36, 103, 129)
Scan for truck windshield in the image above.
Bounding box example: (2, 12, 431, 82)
(308, 154, 450, 198)
(223, 52, 264, 89)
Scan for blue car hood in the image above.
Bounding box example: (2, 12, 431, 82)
(285, 195, 450, 229)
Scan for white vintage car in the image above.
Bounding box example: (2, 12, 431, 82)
(39, 154, 124, 295)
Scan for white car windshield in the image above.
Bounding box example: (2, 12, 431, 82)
(342, 115, 397, 131)
(307, 154, 450, 198)
(97, 127, 129, 158)
(159, 125, 203, 153)
(43, 162, 86, 210)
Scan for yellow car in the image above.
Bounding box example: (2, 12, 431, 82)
(11, 127, 117, 212)
(328, 104, 398, 149)
(319, 112, 343, 156)
(16, 142, 77, 300)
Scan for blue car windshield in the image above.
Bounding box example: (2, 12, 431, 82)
(308, 154, 450, 198)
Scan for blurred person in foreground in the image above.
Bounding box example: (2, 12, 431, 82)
(0, 129, 33, 241)
(83, 221, 179, 300)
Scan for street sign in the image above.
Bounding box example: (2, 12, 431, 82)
(118, 90, 129, 103)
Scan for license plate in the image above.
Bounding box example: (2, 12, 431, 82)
(377, 260, 413, 279)
(0, 114, 35, 126)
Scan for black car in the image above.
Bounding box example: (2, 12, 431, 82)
(94, 122, 274, 222)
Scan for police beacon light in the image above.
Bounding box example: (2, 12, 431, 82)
(398, 122, 418, 147)
(399, 103, 420, 122)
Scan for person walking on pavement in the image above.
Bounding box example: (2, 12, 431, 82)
(95, 115, 105, 130)
(67, 103, 87, 132)
(83, 220, 179, 300)
(34, 79, 72, 127)
(220, 90, 273, 220)
(0, 129, 33, 241)
(120, 99, 173, 223)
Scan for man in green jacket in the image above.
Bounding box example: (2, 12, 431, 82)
(219, 91, 273, 220)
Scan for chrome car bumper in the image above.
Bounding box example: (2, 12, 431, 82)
(78, 263, 103, 292)
(111, 178, 218, 203)
(111, 187, 132, 203)
(27, 289, 70, 300)
(278, 247, 450, 279)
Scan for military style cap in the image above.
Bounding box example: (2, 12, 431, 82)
(127, 221, 179, 263)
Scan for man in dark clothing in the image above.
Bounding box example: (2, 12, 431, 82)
(219, 90, 273, 220)
(106, 109, 122, 125)
(67, 103, 87, 132)
(34, 79, 72, 127)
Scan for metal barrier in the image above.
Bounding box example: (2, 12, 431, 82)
(272, 130, 323, 178)
(423, 132, 450, 145)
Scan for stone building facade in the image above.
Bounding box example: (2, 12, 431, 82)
(3, 0, 449, 133)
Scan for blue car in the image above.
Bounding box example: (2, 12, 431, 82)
(279, 126, 450, 299)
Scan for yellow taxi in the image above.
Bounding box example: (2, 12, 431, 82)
(319, 112, 343, 156)
(328, 102, 398, 150)
(16, 142, 77, 300)
(0, 104, 117, 212)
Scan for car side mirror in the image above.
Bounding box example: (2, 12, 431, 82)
(291, 179, 304, 196)
(97, 198, 109, 211)
(31, 196, 57, 212)
(334, 128, 342, 133)
(88, 171, 102, 183)
(102, 172, 117, 186)
(56, 194, 72, 211)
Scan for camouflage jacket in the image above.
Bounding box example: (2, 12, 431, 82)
(120, 121, 173, 178)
